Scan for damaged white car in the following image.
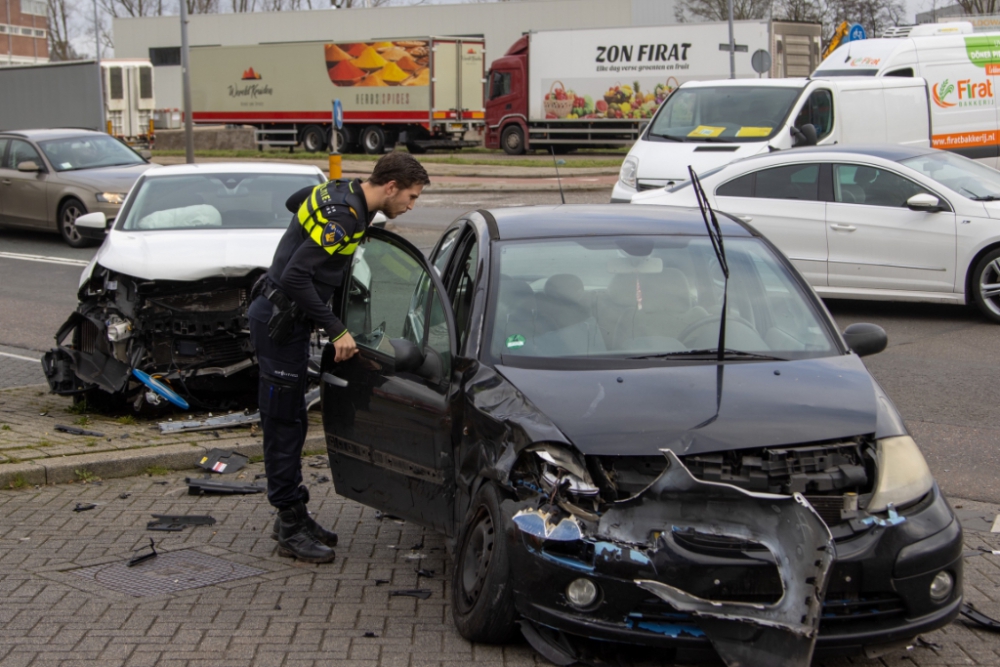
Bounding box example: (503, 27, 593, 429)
(42, 162, 326, 411)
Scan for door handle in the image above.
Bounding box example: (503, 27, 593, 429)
(830, 223, 857, 232)
(322, 372, 348, 388)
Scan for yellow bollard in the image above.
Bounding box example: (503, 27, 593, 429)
(329, 153, 342, 180)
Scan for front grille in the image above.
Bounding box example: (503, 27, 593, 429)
(804, 495, 848, 526)
(151, 289, 243, 313)
(201, 336, 249, 366)
(79, 318, 100, 354)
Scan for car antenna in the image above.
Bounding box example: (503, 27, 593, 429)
(549, 146, 566, 205)
(688, 165, 729, 363)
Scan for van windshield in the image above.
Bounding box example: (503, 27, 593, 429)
(647, 86, 802, 143)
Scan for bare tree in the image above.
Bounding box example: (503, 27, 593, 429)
(955, 0, 999, 13)
(825, 0, 905, 39)
(47, 0, 81, 60)
(675, 0, 773, 22)
(772, 0, 826, 23)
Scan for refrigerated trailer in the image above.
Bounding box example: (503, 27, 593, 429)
(188, 37, 485, 153)
(485, 20, 821, 154)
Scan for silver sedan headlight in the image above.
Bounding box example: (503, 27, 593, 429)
(96, 192, 126, 204)
(867, 435, 934, 513)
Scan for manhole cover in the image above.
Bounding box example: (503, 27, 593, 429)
(74, 549, 264, 597)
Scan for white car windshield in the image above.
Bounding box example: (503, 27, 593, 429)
(489, 235, 836, 365)
(118, 173, 322, 231)
(899, 151, 1000, 201)
(647, 86, 802, 143)
(38, 135, 146, 171)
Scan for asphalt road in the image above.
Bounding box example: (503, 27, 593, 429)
(2, 193, 998, 505)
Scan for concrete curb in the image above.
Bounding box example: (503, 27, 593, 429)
(0, 434, 324, 488)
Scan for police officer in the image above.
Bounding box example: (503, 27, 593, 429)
(249, 151, 430, 563)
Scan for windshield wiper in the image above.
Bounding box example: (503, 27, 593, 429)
(689, 165, 730, 362)
(648, 132, 685, 142)
(631, 348, 786, 361)
(971, 194, 1000, 201)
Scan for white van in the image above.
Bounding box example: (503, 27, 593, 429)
(812, 22, 1000, 168)
(611, 76, 931, 202)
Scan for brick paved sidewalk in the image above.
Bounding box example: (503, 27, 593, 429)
(0, 466, 998, 666)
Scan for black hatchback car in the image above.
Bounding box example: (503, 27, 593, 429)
(319, 205, 962, 666)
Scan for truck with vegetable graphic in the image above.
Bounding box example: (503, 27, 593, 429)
(485, 21, 811, 154)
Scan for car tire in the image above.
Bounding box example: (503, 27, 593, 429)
(300, 125, 327, 153)
(451, 482, 518, 644)
(58, 198, 94, 248)
(971, 248, 1000, 323)
(361, 125, 386, 155)
(501, 125, 525, 156)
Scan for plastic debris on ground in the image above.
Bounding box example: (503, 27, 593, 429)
(55, 424, 106, 437)
(127, 538, 158, 567)
(73, 503, 97, 512)
(159, 411, 260, 435)
(389, 589, 432, 600)
(196, 448, 248, 474)
(186, 476, 266, 495)
(146, 514, 217, 531)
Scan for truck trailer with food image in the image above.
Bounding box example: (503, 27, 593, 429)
(189, 37, 484, 154)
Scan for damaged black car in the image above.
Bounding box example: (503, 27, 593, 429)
(320, 205, 962, 666)
(42, 163, 326, 411)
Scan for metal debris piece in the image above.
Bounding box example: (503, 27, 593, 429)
(127, 538, 158, 567)
(159, 411, 260, 435)
(254, 473, 267, 480)
(147, 514, 217, 531)
(315, 475, 330, 484)
(307, 458, 329, 469)
(410, 537, 424, 550)
(362, 632, 378, 638)
(916, 637, 943, 651)
(55, 424, 106, 437)
(374, 579, 390, 585)
(414, 568, 435, 578)
(186, 477, 265, 495)
(196, 448, 248, 474)
(978, 546, 1000, 556)
(73, 502, 97, 512)
(961, 602, 1000, 631)
(389, 589, 431, 600)
(119, 493, 131, 499)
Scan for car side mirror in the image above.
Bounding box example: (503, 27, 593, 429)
(16, 160, 41, 172)
(371, 212, 387, 229)
(843, 323, 887, 357)
(139, 149, 152, 160)
(906, 193, 943, 212)
(791, 123, 817, 147)
(389, 337, 425, 373)
(75, 212, 108, 230)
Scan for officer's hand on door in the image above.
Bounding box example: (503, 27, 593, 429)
(333, 331, 359, 362)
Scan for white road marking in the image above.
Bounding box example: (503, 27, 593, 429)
(0, 351, 41, 363)
(0, 251, 90, 267)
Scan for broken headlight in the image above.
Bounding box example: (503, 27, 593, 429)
(523, 444, 600, 499)
(867, 435, 933, 513)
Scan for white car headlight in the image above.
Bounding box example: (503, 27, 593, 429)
(619, 156, 639, 189)
(96, 192, 126, 204)
(867, 435, 934, 513)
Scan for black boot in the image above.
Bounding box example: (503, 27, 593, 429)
(275, 503, 336, 563)
(270, 511, 338, 547)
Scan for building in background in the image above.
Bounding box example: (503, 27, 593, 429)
(0, 0, 48, 66)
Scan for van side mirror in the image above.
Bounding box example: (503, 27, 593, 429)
(843, 323, 887, 357)
(906, 193, 943, 212)
(791, 123, 817, 147)
(389, 337, 425, 373)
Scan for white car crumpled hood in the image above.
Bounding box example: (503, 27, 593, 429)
(83, 228, 285, 286)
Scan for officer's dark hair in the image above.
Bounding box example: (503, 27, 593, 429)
(367, 151, 430, 189)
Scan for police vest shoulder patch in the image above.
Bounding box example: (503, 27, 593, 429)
(322, 222, 347, 247)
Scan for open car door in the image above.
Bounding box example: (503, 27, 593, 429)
(321, 227, 459, 535)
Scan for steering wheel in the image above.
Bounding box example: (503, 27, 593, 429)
(680, 314, 757, 347)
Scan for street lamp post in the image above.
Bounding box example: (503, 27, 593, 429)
(180, 0, 195, 164)
(728, 0, 735, 79)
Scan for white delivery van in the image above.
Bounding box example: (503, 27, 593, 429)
(812, 22, 1000, 168)
(611, 76, 930, 201)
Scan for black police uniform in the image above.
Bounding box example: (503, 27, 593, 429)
(248, 178, 372, 560)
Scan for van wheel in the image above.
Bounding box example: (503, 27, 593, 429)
(362, 126, 386, 154)
(452, 482, 518, 644)
(300, 125, 327, 153)
(972, 248, 1000, 323)
(501, 125, 525, 155)
(59, 198, 94, 248)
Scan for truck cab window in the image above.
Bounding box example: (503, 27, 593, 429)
(794, 90, 833, 141)
(490, 71, 511, 100)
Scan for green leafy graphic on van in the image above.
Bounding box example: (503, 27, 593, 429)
(964, 35, 1000, 68)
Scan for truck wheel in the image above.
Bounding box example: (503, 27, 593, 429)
(361, 126, 386, 154)
(971, 248, 1000, 323)
(58, 198, 94, 248)
(300, 125, 327, 153)
(501, 125, 525, 155)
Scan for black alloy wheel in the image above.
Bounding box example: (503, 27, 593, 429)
(451, 482, 518, 643)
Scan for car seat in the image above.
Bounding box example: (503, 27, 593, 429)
(610, 268, 708, 350)
(534, 274, 605, 356)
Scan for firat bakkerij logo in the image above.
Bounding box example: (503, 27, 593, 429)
(933, 78, 995, 108)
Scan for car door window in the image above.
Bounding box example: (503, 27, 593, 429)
(431, 227, 461, 275)
(753, 164, 820, 201)
(449, 235, 479, 350)
(794, 90, 834, 140)
(346, 236, 452, 378)
(717, 173, 754, 197)
(834, 164, 928, 208)
(0, 139, 9, 168)
(7, 140, 42, 170)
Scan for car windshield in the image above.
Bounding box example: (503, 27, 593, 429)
(899, 151, 1000, 201)
(118, 172, 322, 231)
(646, 86, 802, 143)
(38, 135, 146, 172)
(489, 235, 836, 366)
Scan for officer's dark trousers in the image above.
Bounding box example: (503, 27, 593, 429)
(248, 296, 311, 510)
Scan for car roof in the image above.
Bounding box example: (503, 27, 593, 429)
(484, 204, 753, 240)
(142, 162, 325, 177)
(766, 144, 939, 162)
(682, 78, 809, 89)
(0, 128, 111, 140)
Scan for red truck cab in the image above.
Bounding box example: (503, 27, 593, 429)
(485, 36, 529, 154)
